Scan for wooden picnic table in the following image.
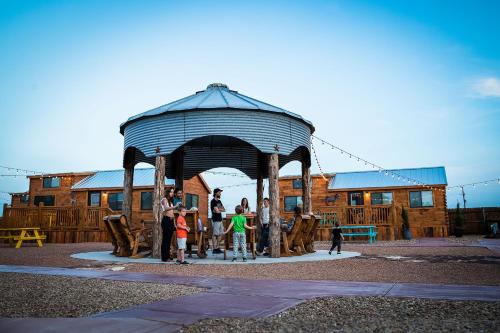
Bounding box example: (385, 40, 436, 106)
(0, 227, 46, 248)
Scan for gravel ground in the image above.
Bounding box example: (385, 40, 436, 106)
(1, 241, 499, 285)
(126, 257, 500, 285)
(0, 242, 113, 268)
(0, 272, 203, 318)
(181, 296, 500, 333)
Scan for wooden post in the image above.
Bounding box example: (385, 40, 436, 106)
(152, 155, 166, 258)
(122, 167, 134, 229)
(268, 153, 280, 258)
(301, 160, 312, 214)
(175, 150, 184, 192)
(256, 171, 264, 240)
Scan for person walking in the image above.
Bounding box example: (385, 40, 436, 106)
(210, 188, 225, 254)
(160, 188, 180, 262)
(257, 197, 270, 256)
(329, 221, 344, 255)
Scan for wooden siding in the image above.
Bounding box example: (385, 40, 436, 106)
(279, 175, 449, 240)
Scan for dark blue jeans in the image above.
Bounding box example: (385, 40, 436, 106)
(257, 224, 269, 253)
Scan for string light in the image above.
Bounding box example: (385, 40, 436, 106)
(203, 170, 248, 178)
(310, 139, 329, 181)
(219, 182, 256, 189)
(310, 134, 500, 193)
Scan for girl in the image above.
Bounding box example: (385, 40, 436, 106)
(160, 188, 180, 262)
(240, 197, 251, 214)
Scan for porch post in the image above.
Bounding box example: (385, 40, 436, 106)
(301, 160, 312, 214)
(153, 154, 166, 258)
(268, 153, 280, 258)
(175, 150, 184, 192)
(122, 167, 134, 228)
(256, 170, 264, 241)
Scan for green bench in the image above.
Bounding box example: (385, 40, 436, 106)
(341, 225, 377, 244)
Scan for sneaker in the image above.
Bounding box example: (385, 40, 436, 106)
(337, 252, 341, 255)
(181, 261, 189, 265)
(176, 259, 181, 264)
(263, 252, 270, 257)
(232, 258, 237, 262)
(243, 258, 247, 262)
(256, 252, 262, 256)
(328, 251, 332, 255)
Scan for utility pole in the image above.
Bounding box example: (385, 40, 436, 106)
(461, 186, 466, 209)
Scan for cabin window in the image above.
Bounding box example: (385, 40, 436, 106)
(284, 196, 303, 212)
(371, 192, 393, 205)
(20, 194, 29, 204)
(292, 179, 302, 189)
(185, 193, 199, 209)
(140, 192, 153, 210)
(88, 191, 101, 207)
(348, 192, 364, 206)
(409, 191, 433, 208)
(34, 195, 55, 206)
(43, 177, 60, 188)
(108, 192, 123, 211)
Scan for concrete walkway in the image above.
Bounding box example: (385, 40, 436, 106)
(1, 264, 499, 332)
(71, 249, 361, 265)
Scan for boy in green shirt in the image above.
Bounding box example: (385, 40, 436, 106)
(224, 205, 256, 262)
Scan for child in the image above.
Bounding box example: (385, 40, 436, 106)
(329, 221, 344, 255)
(224, 205, 256, 262)
(175, 206, 190, 264)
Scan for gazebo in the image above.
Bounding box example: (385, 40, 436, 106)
(119, 83, 315, 257)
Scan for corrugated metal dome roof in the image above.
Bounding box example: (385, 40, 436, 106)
(120, 83, 314, 134)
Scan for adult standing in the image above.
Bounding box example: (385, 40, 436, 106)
(210, 188, 225, 254)
(257, 197, 270, 256)
(173, 187, 183, 206)
(241, 197, 251, 214)
(160, 188, 180, 262)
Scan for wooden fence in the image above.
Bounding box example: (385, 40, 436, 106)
(1, 205, 114, 243)
(448, 207, 500, 235)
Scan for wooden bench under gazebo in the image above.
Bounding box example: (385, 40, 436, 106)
(115, 83, 317, 258)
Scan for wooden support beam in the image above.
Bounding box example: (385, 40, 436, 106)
(152, 155, 166, 258)
(301, 160, 312, 214)
(268, 153, 280, 258)
(175, 150, 184, 192)
(122, 167, 134, 229)
(256, 170, 264, 241)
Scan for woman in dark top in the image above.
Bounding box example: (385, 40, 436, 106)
(329, 221, 344, 255)
(160, 188, 180, 262)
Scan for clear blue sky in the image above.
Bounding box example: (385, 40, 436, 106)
(0, 0, 499, 211)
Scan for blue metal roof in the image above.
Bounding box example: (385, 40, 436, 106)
(328, 167, 447, 190)
(71, 168, 175, 190)
(120, 83, 314, 133)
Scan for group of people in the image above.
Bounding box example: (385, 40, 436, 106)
(159, 186, 344, 264)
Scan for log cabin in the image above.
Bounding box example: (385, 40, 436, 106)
(279, 166, 448, 240)
(6, 168, 210, 242)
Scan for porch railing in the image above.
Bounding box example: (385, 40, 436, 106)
(318, 205, 396, 226)
(1, 206, 115, 230)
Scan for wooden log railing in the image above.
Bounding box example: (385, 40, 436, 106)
(316, 205, 399, 241)
(1, 206, 115, 231)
